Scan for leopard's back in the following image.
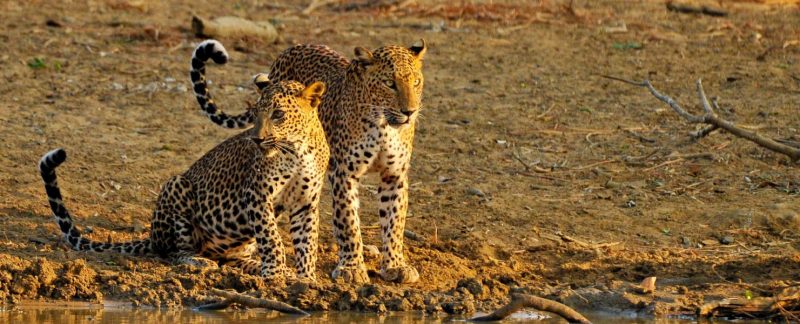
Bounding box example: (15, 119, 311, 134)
(269, 44, 349, 88)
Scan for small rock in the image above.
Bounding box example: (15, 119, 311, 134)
(457, 278, 483, 297)
(363, 244, 380, 259)
(45, 19, 63, 28)
(287, 281, 310, 295)
(192, 15, 278, 43)
(386, 297, 412, 311)
(637, 276, 656, 294)
(466, 188, 485, 197)
(132, 221, 146, 233)
(720, 236, 734, 245)
(680, 236, 692, 246)
(425, 303, 442, 314)
(623, 200, 636, 208)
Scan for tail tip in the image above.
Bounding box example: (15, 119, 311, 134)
(40, 148, 67, 169)
(195, 39, 229, 65)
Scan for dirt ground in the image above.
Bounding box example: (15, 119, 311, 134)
(1, 0, 799, 319)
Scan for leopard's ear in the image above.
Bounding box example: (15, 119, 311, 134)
(409, 39, 426, 60)
(253, 73, 271, 91)
(300, 81, 325, 109)
(354, 47, 374, 66)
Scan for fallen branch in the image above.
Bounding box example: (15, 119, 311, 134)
(470, 293, 591, 323)
(198, 288, 310, 316)
(603, 76, 800, 162)
(301, 0, 336, 15)
(690, 125, 719, 140)
(699, 287, 800, 320)
(666, 1, 727, 17)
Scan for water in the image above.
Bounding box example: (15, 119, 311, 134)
(0, 305, 767, 323)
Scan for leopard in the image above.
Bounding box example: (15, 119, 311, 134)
(189, 39, 427, 284)
(40, 44, 329, 280)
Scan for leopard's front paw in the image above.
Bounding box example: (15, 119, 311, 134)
(177, 256, 218, 270)
(331, 263, 370, 284)
(381, 265, 419, 283)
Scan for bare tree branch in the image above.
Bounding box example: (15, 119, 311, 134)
(696, 79, 713, 116)
(605, 76, 800, 162)
(690, 125, 719, 140)
(197, 288, 310, 315)
(470, 293, 591, 323)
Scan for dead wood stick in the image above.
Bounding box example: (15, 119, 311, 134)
(301, 0, 336, 15)
(470, 293, 591, 323)
(690, 125, 719, 140)
(204, 288, 310, 315)
(699, 287, 800, 318)
(603, 76, 800, 162)
(625, 129, 657, 143)
(666, 2, 727, 17)
(666, 152, 715, 160)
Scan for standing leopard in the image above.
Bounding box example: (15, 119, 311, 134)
(190, 40, 427, 283)
(40, 48, 329, 280)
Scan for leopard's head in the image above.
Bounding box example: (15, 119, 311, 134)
(250, 74, 325, 155)
(353, 39, 427, 126)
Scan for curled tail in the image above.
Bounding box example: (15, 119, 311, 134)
(190, 39, 253, 129)
(39, 149, 151, 255)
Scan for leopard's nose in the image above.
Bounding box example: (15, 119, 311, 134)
(400, 109, 415, 117)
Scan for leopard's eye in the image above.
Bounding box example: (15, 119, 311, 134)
(413, 78, 421, 86)
(383, 79, 396, 89)
(271, 110, 285, 120)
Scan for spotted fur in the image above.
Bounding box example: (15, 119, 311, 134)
(193, 40, 428, 283)
(39, 76, 329, 281)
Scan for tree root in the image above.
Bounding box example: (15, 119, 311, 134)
(195, 288, 310, 316)
(470, 293, 591, 323)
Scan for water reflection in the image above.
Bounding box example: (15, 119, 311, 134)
(0, 307, 767, 323)
(1, 308, 448, 324)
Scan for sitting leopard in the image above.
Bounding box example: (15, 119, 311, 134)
(40, 56, 329, 280)
(189, 39, 427, 283)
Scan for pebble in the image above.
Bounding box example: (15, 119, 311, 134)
(363, 244, 380, 259)
(466, 188, 485, 197)
(720, 236, 734, 245)
(639, 276, 657, 294)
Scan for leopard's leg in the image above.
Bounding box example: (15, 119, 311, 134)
(329, 168, 369, 283)
(155, 176, 216, 269)
(377, 170, 419, 283)
(286, 194, 320, 281)
(223, 258, 260, 275)
(248, 194, 289, 280)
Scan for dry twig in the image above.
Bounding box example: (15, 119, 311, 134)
(197, 288, 310, 315)
(470, 293, 591, 323)
(699, 287, 800, 320)
(301, 0, 337, 14)
(666, 1, 727, 17)
(603, 76, 800, 162)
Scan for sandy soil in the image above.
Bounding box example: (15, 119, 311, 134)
(1, 0, 799, 319)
